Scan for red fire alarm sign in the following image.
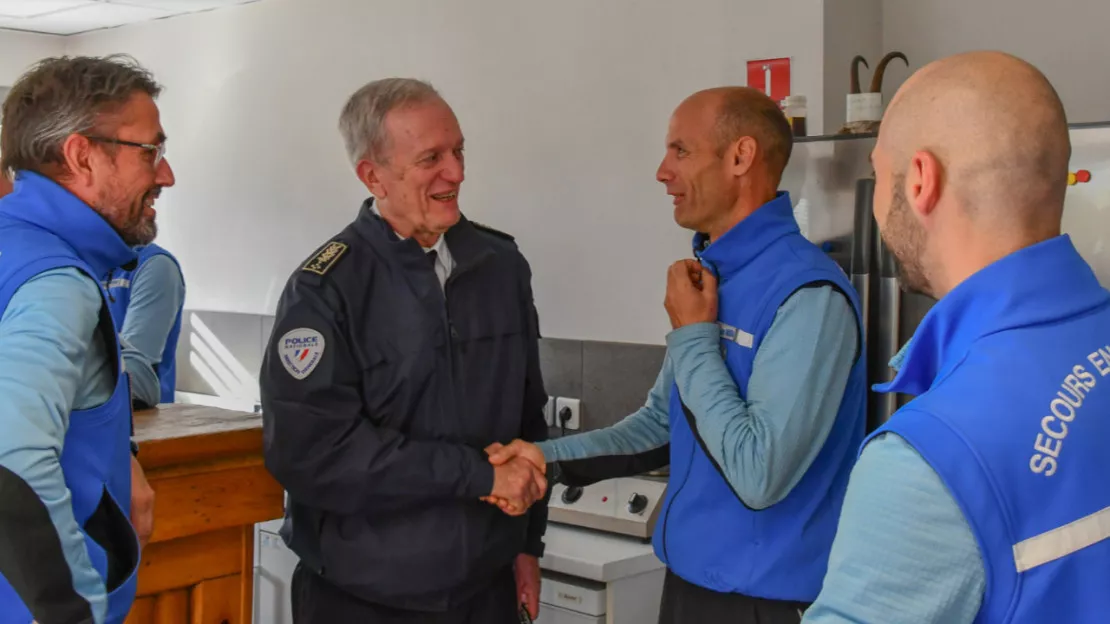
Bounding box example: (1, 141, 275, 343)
(747, 58, 791, 105)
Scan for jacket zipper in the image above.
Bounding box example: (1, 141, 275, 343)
(443, 282, 458, 385)
(439, 249, 492, 426)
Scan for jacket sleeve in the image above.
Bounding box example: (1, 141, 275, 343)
(260, 278, 495, 516)
(0, 269, 108, 624)
(518, 256, 550, 558)
(537, 355, 672, 487)
(119, 254, 184, 408)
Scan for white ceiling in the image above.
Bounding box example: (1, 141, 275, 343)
(0, 0, 261, 36)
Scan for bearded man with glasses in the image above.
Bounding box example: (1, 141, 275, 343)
(0, 54, 174, 624)
(90, 132, 186, 414)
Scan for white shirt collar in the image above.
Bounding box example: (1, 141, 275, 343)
(371, 201, 453, 289)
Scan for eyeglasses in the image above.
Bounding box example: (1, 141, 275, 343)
(84, 135, 167, 167)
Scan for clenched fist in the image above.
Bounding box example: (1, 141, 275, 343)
(664, 259, 718, 329)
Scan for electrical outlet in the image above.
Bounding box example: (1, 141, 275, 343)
(555, 397, 582, 430)
(544, 396, 556, 427)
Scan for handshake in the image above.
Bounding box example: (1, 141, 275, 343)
(480, 440, 548, 516)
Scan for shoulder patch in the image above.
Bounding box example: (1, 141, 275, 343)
(302, 241, 349, 275)
(278, 328, 326, 379)
(470, 221, 515, 242)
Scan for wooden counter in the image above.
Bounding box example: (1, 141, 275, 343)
(124, 404, 284, 624)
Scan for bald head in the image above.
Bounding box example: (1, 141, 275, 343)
(873, 51, 1072, 298)
(659, 86, 793, 239)
(882, 51, 1070, 229)
(681, 87, 794, 183)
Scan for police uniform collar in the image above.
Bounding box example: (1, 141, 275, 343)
(0, 170, 137, 277)
(694, 192, 798, 279)
(356, 197, 493, 270)
(877, 235, 1109, 397)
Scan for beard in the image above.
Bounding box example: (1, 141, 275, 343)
(881, 174, 933, 297)
(96, 184, 160, 246)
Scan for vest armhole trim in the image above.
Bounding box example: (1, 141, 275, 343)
(783, 279, 863, 365)
(679, 400, 763, 512)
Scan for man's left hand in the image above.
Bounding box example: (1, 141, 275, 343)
(514, 553, 541, 620)
(130, 455, 155, 549)
(665, 259, 718, 329)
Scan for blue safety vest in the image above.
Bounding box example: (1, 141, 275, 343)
(654, 192, 867, 601)
(870, 235, 1110, 623)
(0, 171, 139, 624)
(105, 243, 183, 404)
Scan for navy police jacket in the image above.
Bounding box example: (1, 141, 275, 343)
(261, 199, 549, 611)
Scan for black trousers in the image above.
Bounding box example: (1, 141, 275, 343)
(658, 569, 811, 624)
(292, 562, 520, 624)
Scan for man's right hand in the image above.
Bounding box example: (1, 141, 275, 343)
(487, 439, 546, 470)
(487, 455, 547, 516)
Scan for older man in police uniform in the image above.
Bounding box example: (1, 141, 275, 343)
(261, 78, 550, 623)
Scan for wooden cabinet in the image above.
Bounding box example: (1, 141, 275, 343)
(124, 404, 284, 624)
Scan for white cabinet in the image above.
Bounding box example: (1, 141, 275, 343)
(254, 521, 297, 624)
(535, 604, 606, 624)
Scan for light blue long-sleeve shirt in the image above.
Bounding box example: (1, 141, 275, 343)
(539, 285, 858, 510)
(803, 336, 983, 623)
(0, 267, 116, 623)
(801, 432, 985, 623)
(118, 253, 185, 406)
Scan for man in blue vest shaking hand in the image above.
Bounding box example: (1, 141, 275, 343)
(804, 51, 1110, 623)
(487, 87, 868, 624)
(0, 55, 173, 624)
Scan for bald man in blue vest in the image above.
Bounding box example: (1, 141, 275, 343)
(487, 87, 867, 624)
(805, 51, 1110, 623)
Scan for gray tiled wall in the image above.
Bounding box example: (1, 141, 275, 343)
(177, 310, 666, 432)
(539, 338, 666, 432)
(581, 341, 666, 429)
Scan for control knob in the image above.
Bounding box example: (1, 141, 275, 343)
(561, 486, 583, 505)
(627, 493, 649, 515)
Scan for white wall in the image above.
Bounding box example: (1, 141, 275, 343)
(65, 0, 826, 345)
(0, 29, 64, 85)
(883, 0, 1110, 123)
(823, 0, 883, 132)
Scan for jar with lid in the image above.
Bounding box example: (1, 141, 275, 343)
(781, 95, 808, 137)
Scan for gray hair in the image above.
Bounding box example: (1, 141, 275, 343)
(0, 54, 161, 177)
(338, 77, 442, 166)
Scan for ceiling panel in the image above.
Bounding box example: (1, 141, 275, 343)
(0, 1, 89, 19)
(0, 0, 262, 35)
(108, 0, 257, 10)
(0, 2, 173, 35)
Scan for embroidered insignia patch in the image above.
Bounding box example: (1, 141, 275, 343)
(279, 328, 326, 380)
(302, 241, 348, 275)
